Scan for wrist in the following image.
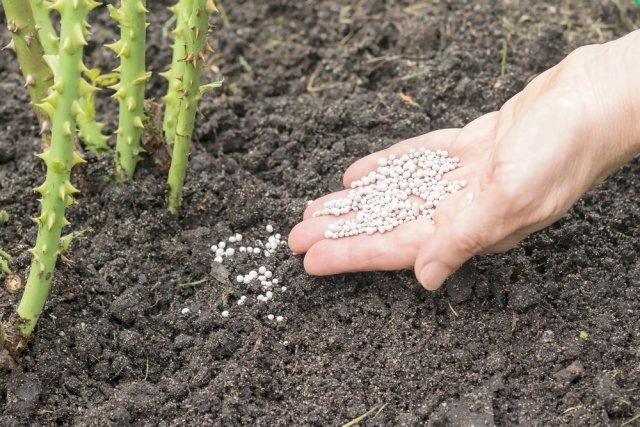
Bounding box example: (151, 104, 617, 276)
(568, 31, 640, 183)
(597, 30, 640, 158)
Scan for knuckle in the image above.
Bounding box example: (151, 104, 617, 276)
(493, 172, 523, 206)
(564, 44, 597, 65)
(497, 181, 521, 205)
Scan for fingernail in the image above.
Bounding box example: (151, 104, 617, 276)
(419, 262, 449, 291)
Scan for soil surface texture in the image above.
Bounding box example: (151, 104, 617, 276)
(1, 0, 639, 425)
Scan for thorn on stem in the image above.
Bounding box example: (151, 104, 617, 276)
(24, 33, 35, 47)
(7, 19, 18, 33)
(24, 75, 36, 87)
(2, 40, 16, 52)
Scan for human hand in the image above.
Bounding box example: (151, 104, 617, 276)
(288, 31, 640, 290)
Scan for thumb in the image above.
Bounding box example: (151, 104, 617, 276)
(414, 190, 507, 291)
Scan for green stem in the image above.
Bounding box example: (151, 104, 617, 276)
(166, 0, 218, 215)
(162, 0, 193, 146)
(0, 249, 12, 276)
(76, 93, 110, 155)
(31, 0, 108, 156)
(109, 0, 149, 179)
(2, 0, 54, 145)
(17, 0, 99, 337)
(28, 0, 59, 55)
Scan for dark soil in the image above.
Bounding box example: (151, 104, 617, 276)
(1, 0, 639, 425)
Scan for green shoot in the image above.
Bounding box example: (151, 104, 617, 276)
(166, 0, 222, 214)
(500, 40, 507, 78)
(108, 0, 150, 179)
(28, 0, 59, 55)
(162, 0, 194, 146)
(17, 0, 100, 337)
(35, 0, 109, 154)
(2, 0, 54, 145)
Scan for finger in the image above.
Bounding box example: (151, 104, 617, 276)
(303, 189, 353, 220)
(288, 213, 356, 254)
(342, 128, 462, 187)
(414, 187, 510, 291)
(304, 219, 436, 275)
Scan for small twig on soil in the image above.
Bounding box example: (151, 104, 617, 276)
(339, 30, 355, 46)
(342, 404, 387, 427)
(388, 68, 430, 83)
(238, 55, 253, 76)
(561, 404, 584, 415)
(403, 2, 430, 16)
(338, 6, 352, 25)
(372, 404, 387, 419)
(307, 69, 342, 94)
(448, 301, 459, 318)
(365, 54, 402, 64)
(621, 413, 640, 426)
(178, 278, 209, 288)
(364, 54, 427, 64)
(587, 18, 609, 42)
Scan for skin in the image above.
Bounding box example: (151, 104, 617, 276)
(289, 30, 640, 291)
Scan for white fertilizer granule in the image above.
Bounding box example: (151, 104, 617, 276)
(314, 148, 465, 238)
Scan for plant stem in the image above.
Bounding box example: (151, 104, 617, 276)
(167, 0, 220, 215)
(76, 94, 110, 155)
(17, 0, 99, 337)
(28, 0, 59, 55)
(7, 0, 108, 153)
(162, 0, 194, 146)
(45, 55, 111, 156)
(2, 0, 54, 145)
(109, 0, 150, 179)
